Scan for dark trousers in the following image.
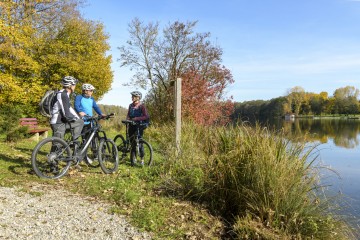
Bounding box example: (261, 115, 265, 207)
(51, 119, 84, 143)
(129, 125, 144, 159)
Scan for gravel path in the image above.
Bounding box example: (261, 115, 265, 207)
(0, 185, 152, 240)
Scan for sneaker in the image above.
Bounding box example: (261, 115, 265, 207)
(140, 158, 144, 166)
(86, 156, 93, 164)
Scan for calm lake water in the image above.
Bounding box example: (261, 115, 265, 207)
(264, 118, 360, 227)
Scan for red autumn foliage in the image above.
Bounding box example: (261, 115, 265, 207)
(181, 66, 234, 125)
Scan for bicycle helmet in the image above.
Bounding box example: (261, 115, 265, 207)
(82, 83, 95, 91)
(130, 91, 142, 99)
(61, 76, 78, 87)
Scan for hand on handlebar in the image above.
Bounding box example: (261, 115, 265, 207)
(65, 117, 77, 123)
(101, 113, 115, 119)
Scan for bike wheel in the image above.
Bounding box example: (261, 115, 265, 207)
(31, 137, 72, 179)
(138, 139, 153, 166)
(98, 138, 119, 174)
(84, 137, 101, 168)
(114, 134, 128, 162)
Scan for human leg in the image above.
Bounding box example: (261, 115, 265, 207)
(51, 123, 66, 139)
(128, 125, 137, 165)
(65, 119, 84, 143)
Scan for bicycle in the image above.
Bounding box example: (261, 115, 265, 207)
(63, 118, 101, 168)
(114, 120, 153, 167)
(31, 114, 118, 179)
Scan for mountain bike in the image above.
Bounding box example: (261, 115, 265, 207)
(114, 120, 153, 166)
(31, 114, 118, 179)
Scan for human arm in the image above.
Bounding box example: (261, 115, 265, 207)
(126, 104, 131, 120)
(92, 98, 106, 116)
(60, 91, 77, 121)
(74, 95, 86, 117)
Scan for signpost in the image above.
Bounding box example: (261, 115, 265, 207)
(175, 78, 182, 154)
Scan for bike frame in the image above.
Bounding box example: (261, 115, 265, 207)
(63, 115, 111, 162)
(124, 121, 144, 151)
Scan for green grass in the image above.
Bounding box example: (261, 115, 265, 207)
(153, 122, 358, 239)
(0, 124, 358, 239)
(0, 129, 223, 239)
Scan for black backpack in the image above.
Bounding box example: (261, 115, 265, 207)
(39, 89, 59, 118)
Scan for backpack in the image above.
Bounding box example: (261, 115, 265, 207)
(39, 89, 59, 118)
(139, 104, 150, 127)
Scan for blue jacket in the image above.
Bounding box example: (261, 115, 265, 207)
(74, 94, 103, 124)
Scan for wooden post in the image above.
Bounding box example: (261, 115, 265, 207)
(175, 78, 182, 154)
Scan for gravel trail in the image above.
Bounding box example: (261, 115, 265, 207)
(0, 185, 152, 240)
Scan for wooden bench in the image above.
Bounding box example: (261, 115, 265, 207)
(19, 118, 50, 142)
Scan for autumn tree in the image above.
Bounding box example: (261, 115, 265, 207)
(181, 67, 234, 125)
(118, 18, 233, 123)
(332, 86, 360, 114)
(286, 86, 305, 115)
(0, 0, 112, 116)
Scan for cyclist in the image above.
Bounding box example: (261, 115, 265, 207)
(74, 83, 106, 139)
(50, 76, 84, 145)
(126, 90, 149, 166)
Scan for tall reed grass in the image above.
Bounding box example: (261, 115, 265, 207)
(154, 122, 355, 239)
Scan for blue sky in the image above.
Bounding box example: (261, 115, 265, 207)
(81, 0, 360, 107)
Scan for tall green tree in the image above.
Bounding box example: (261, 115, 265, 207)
(0, 0, 113, 115)
(333, 86, 360, 114)
(286, 86, 305, 115)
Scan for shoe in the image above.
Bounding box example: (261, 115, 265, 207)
(140, 158, 144, 166)
(131, 159, 136, 166)
(86, 156, 93, 164)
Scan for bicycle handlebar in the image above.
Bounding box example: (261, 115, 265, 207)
(121, 119, 147, 126)
(83, 113, 115, 122)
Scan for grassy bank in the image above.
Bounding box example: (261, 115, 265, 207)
(0, 122, 357, 239)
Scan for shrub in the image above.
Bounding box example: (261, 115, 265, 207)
(0, 104, 28, 142)
(156, 122, 355, 239)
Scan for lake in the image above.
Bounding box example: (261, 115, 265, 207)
(263, 117, 360, 227)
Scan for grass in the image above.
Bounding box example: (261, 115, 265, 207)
(0, 129, 224, 239)
(0, 122, 358, 239)
(152, 122, 358, 239)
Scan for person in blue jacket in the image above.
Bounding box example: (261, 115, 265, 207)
(74, 83, 106, 140)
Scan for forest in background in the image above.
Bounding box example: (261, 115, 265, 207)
(233, 85, 360, 121)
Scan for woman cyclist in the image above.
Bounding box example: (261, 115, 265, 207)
(126, 91, 149, 166)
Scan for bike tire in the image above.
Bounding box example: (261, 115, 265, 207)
(98, 138, 119, 174)
(84, 137, 101, 168)
(114, 134, 128, 162)
(31, 137, 72, 179)
(139, 139, 153, 167)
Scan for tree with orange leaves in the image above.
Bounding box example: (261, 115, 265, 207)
(181, 66, 234, 125)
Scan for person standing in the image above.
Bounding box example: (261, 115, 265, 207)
(74, 83, 106, 139)
(126, 91, 149, 166)
(50, 76, 84, 144)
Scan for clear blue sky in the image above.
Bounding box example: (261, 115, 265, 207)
(81, 0, 360, 107)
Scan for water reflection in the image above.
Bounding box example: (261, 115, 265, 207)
(266, 118, 360, 149)
(256, 118, 360, 230)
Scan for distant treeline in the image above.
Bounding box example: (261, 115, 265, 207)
(232, 86, 360, 121)
(98, 104, 128, 119)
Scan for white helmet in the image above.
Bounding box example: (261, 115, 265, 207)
(130, 91, 142, 99)
(62, 76, 78, 87)
(82, 83, 95, 91)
